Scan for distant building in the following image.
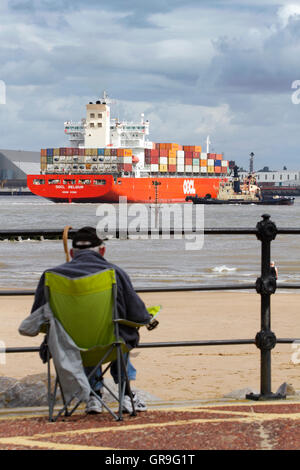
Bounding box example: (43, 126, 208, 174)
(239, 169, 300, 186)
(0, 149, 40, 187)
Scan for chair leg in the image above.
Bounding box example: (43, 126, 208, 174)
(117, 345, 123, 421)
(120, 352, 136, 417)
(49, 365, 74, 422)
(47, 350, 55, 422)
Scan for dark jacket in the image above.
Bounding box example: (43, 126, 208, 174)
(31, 249, 151, 348)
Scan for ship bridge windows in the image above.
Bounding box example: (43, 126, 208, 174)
(63, 179, 76, 185)
(78, 179, 91, 185)
(93, 179, 106, 185)
(49, 179, 61, 185)
(33, 179, 45, 185)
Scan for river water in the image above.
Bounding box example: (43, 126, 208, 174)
(0, 196, 299, 290)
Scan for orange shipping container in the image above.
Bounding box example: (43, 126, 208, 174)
(166, 143, 179, 151)
(117, 148, 132, 157)
(183, 145, 202, 153)
(40, 149, 47, 157)
(168, 150, 177, 158)
(200, 159, 207, 167)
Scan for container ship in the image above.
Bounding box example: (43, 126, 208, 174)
(27, 93, 230, 203)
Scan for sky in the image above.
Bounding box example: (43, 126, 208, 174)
(0, 0, 300, 170)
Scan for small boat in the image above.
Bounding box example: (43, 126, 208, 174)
(186, 167, 295, 206)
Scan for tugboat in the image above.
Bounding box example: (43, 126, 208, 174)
(186, 167, 295, 205)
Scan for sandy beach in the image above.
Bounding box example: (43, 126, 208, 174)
(1, 291, 300, 401)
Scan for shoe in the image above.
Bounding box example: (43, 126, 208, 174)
(85, 396, 103, 414)
(122, 392, 147, 413)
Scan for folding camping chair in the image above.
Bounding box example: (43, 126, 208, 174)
(44, 268, 143, 422)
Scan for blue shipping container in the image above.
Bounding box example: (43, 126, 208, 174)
(97, 148, 105, 155)
(215, 159, 222, 166)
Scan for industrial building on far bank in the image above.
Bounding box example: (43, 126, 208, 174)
(0, 149, 40, 190)
(239, 169, 300, 186)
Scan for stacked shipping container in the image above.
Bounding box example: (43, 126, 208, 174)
(41, 145, 229, 175)
(144, 144, 229, 175)
(41, 148, 133, 174)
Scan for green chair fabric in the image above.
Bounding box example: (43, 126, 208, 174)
(45, 269, 129, 367)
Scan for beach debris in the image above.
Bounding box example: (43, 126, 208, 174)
(276, 382, 296, 396)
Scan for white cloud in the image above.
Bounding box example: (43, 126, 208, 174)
(278, 3, 300, 27)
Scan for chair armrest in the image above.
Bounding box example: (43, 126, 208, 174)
(114, 318, 148, 328)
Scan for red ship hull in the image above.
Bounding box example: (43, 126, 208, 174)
(27, 174, 223, 203)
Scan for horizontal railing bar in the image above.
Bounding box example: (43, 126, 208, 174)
(1, 283, 300, 297)
(276, 339, 300, 344)
(135, 285, 256, 292)
(138, 340, 256, 347)
(1, 227, 300, 240)
(5, 347, 40, 353)
(0, 284, 257, 297)
(5, 338, 300, 354)
(4, 340, 255, 353)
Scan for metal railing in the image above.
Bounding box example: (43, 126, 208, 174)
(1, 213, 300, 401)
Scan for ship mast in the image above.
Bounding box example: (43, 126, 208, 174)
(206, 136, 211, 153)
(249, 152, 255, 173)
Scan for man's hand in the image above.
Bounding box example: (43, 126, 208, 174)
(146, 315, 159, 331)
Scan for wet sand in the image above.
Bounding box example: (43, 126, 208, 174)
(1, 292, 300, 401)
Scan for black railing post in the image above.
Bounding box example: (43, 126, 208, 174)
(246, 214, 285, 401)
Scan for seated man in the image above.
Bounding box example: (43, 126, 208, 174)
(31, 226, 152, 414)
